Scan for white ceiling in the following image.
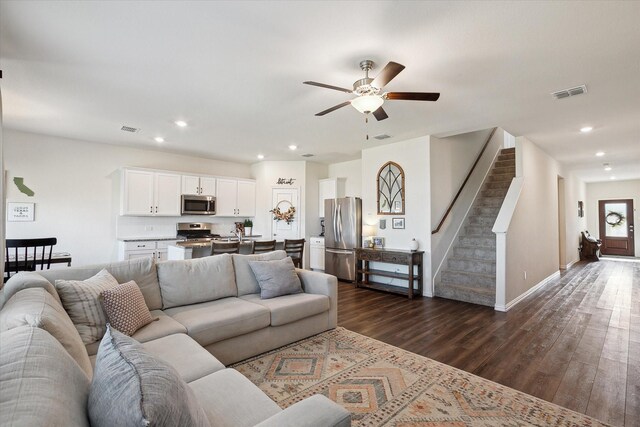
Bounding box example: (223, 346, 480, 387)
(1, 1, 639, 182)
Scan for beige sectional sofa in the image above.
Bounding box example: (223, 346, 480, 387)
(0, 250, 351, 427)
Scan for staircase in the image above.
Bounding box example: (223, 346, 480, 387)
(434, 148, 515, 307)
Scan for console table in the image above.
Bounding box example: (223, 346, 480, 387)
(355, 248, 424, 299)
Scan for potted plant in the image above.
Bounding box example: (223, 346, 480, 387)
(243, 219, 253, 236)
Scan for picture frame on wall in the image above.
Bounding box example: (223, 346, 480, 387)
(7, 202, 35, 222)
(392, 218, 405, 229)
(578, 201, 584, 218)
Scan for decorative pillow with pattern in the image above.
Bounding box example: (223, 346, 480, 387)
(100, 280, 156, 336)
(55, 269, 119, 345)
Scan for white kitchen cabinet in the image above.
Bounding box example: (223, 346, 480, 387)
(181, 175, 216, 196)
(319, 178, 346, 217)
(118, 240, 178, 261)
(121, 169, 181, 216)
(216, 178, 256, 217)
(310, 237, 325, 270)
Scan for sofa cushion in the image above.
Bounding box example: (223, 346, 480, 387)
(142, 333, 225, 382)
(100, 280, 156, 336)
(249, 257, 303, 299)
(157, 254, 237, 309)
(0, 287, 93, 378)
(0, 326, 91, 427)
(1, 271, 63, 309)
(88, 327, 210, 427)
(41, 256, 163, 310)
(164, 297, 270, 346)
(189, 369, 280, 427)
(232, 250, 288, 296)
(240, 293, 330, 326)
(55, 269, 119, 345)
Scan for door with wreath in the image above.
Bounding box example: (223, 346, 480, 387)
(598, 199, 635, 256)
(271, 188, 300, 241)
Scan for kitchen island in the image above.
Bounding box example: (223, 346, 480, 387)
(167, 236, 284, 260)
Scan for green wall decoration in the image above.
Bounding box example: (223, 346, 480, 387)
(13, 177, 35, 197)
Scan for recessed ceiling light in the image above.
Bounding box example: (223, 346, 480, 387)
(154, 137, 165, 143)
(288, 145, 297, 151)
(610, 176, 616, 180)
(603, 163, 612, 171)
(580, 126, 593, 133)
(595, 151, 605, 157)
(175, 120, 188, 127)
(257, 154, 265, 160)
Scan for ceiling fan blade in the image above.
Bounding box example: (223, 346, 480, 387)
(303, 81, 353, 94)
(315, 101, 351, 116)
(385, 92, 440, 101)
(372, 107, 388, 121)
(371, 62, 405, 88)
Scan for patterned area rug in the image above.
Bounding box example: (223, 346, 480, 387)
(232, 327, 609, 426)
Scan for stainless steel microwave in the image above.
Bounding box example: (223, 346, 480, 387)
(181, 194, 216, 215)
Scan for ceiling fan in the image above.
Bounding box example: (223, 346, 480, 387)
(304, 60, 440, 121)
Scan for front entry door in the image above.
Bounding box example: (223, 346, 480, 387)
(598, 199, 635, 256)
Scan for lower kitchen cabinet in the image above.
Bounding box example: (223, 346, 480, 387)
(310, 237, 325, 270)
(118, 240, 178, 262)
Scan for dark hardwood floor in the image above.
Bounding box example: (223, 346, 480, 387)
(337, 259, 639, 426)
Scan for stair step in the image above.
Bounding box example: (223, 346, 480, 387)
(434, 283, 495, 307)
(488, 173, 514, 182)
(484, 181, 511, 190)
(458, 235, 496, 248)
(475, 197, 503, 207)
(501, 148, 515, 154)
(497, 153, 515, 162)
(468, 215, 496, 226)
(453, 246, 496, 261)
(495, 160, 515, 168)
(491, 166, 516, 175)
(441, 269, 495, 287)
(481, 189, 508, 198)
(464, 224, 494, 237)
(448, 257, 496, 274)
(473, 206, 500, 217)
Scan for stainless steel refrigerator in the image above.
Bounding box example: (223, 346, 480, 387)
(324, 197, 362, 282)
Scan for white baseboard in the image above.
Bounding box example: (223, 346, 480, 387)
(494, 270, 560, 312)
(560, 259, 579, 270)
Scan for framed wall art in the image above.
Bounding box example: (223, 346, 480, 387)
(392, 218, 405, 229)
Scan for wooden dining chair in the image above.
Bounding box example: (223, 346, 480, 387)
(4, 237, 57, 283)
(252, 240, 276, 254)
(211, 241, 240, 255)
(283, 238, 305, 268)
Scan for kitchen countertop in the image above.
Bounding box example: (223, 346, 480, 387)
(118, 236, 179, 242)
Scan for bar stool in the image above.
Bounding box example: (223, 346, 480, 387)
(252, 240, 276, 254)
(211, 241, 240, 255)
(283, 238, 305, 268)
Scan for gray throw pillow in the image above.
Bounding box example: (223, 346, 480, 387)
(248, 257, 303, 299)
(88, 326, 210, 427)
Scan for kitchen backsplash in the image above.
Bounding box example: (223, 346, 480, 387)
(116, 216, 244, 238)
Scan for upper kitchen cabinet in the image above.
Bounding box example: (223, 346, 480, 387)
(121, 169, 181, 216)
(181, 175, 216, 196)
(216, 178, 256, 217)
(319, 178, 346, 217)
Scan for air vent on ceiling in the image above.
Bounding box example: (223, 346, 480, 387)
(301, 153, 315, 158)
(551, 85, 587, 100)
(121, 125, 140, 133)
(374, 134, 391, 140)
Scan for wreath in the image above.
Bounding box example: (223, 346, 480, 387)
(605, 211, 625, 227)
(270, 201, 296, 224)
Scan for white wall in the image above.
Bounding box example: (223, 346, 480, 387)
(586, 179, 640, 256)
(328, 159, 362, 197)
(560, 170, 587, 266)
(4, 129, 252, 266)
(361, 136, 431, 295)
(505, 137, 561, 302)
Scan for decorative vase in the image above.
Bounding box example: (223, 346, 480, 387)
(409, 238, 419, 251)
(245, 227, 252, 237)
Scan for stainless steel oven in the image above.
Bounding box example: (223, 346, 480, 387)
(181, 195, 216, 215)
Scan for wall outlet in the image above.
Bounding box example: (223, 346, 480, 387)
(523, 271, 527, 280)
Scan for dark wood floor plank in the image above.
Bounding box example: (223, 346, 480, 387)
(337, 259, 640, 426)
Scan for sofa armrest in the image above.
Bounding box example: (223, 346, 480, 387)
(1, 272, 61, 309)
(296, 268, 337, 328)
(255, 395, 351, 427)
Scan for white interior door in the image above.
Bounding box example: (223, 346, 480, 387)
(271, 188, 300, 240)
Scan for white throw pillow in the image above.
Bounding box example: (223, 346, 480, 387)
(55, 269, 118, 345)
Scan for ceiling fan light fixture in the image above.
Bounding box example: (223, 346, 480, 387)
(351, 95, 384, 114)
